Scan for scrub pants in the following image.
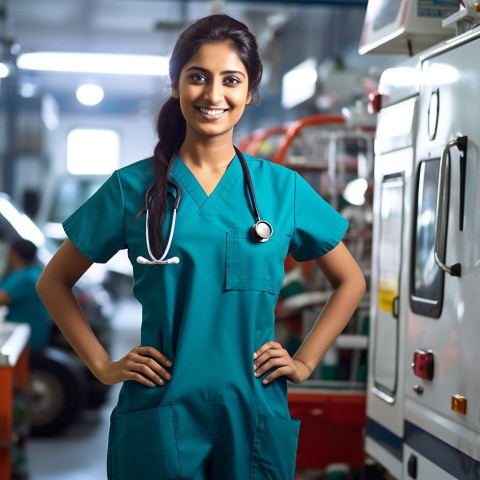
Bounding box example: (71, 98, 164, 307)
(107, 381, 300, 480)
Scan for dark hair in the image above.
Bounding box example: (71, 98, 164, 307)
(144, 13, 263, 257)
(12, 239, 37, 264)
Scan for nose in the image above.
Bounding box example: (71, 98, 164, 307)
(204, 80, 223, 104)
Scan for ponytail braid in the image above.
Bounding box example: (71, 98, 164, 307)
(145, 97, 185, 258)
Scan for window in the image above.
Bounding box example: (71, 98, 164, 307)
(67, 128, 120, 175)
(410, 158, 449, 318)
(373, 173, 404, 398)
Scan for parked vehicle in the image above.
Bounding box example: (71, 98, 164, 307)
(0, 192, 113, 436)
(363, 2, 480, 478)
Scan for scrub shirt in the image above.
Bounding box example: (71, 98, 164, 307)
(63, 152, 348, 480)
(0, 265, 51, 351)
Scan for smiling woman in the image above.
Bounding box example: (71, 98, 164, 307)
(36, 13, 365, 480)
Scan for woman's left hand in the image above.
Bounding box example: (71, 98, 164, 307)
(253, 341, 311, 385)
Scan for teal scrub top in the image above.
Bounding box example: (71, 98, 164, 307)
(63, 151, 347, 417)
(0, 265, 51, 351)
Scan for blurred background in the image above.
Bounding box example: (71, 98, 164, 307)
(0, 1, 404, 479)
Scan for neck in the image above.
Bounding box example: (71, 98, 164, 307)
(178, 132, 237, 171)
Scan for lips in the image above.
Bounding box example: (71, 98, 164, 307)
(198, 107, 227, 117)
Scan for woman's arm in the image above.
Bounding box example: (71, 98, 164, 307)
(253, 241, 366, 384)
(36, 239, 172, 387)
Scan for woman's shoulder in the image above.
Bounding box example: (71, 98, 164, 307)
(117, 157, 154, 178)
(242, 152, 296, 179)
(115, 158, 155, 189)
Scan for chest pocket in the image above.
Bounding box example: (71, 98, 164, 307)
(225, 230, 290, 295)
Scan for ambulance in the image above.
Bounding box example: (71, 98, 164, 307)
(360, 0, 480, 478)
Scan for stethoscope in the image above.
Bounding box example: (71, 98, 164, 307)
(136, 146, 273, 265)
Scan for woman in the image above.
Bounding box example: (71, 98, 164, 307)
(37, 13, 365, 480)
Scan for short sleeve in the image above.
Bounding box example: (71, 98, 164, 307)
(0, 272, 26, 304)
(63, 171, 125, 263)
(289, 173, 348, 262)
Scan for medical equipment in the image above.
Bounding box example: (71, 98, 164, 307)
(136, 146, 273, 265)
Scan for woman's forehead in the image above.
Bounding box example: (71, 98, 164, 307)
(182, 41, 248, 75)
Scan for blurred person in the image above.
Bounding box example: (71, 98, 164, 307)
(0, 239, 51, 350)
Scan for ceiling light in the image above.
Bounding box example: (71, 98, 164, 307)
(20, 81, 38, 98)
(0, 62, 10, 78)
(17, 52, 169, 76)
(76, 84, 104, 106)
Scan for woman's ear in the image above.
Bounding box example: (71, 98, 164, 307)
(172, 83, 179, 99)
(246, 91, 252, 105)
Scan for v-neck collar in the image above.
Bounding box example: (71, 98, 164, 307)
(171, 154, 242, 217)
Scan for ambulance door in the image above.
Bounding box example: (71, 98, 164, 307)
(366, 96, 416, 480)
(405, 33, 480, 478)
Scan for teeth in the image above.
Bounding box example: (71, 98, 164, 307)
(199, 107, 225, 116)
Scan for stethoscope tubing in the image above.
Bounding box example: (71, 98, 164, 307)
(136, 147, 272, 265)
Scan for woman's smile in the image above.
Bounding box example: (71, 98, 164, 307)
(197, 106, 228, 119)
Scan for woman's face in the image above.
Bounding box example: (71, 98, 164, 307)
(173, 41, 252, 143)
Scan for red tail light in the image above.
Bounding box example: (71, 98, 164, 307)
(412, 350, 434, 380)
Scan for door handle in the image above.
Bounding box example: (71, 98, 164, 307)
(434, 136, 466, 277)
(392, 296, 399, 319)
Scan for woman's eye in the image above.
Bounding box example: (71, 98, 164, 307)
(224, 76, 240, 85)
(191, 73, 206, 82)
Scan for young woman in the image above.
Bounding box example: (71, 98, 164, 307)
(37, 13, 365, 480)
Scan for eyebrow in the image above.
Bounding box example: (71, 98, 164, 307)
(185, 66, 246, 78)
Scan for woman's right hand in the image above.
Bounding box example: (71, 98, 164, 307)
(96, 346, 173, 387)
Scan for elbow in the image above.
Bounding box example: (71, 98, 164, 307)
(359, 274, 367, 300)
(36, 269, 54, 302)
(354, 267, 367, 301)
(339, 266, 366, 303)
(36, 274, 46, 301)
(359, 269, 367, 294)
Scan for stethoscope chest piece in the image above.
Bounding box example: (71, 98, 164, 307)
(251, 220, 273, 243)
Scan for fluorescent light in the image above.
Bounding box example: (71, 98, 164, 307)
(0, 197, 45, 246)
(17, 52, 169, 76)
(0, 62, 9, 78)
(76, 84, 104, 106)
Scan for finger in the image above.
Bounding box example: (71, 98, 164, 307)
(128, 350, 172, 381)
(253, 341, 281, 360)
(263, 366, 290, 385)
(132, 362, 166, 386)
(254, 356, 287, 378)
(254, 346, 287, 370)
(144, 357, 173, 381)
(136, 346, 173, 367)
(127, 371, 158, 388)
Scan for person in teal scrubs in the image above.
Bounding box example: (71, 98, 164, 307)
(0, 239, 50, 350)
(37, 14, 365, 480)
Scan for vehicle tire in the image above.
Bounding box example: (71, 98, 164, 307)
(29, 348, 87, 437)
